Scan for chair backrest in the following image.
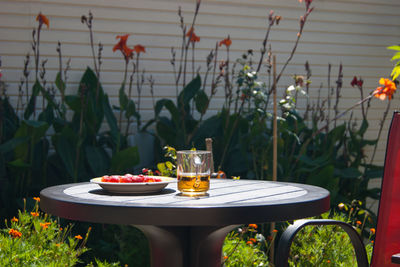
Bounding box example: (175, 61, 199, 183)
(371, 111, 400, 266)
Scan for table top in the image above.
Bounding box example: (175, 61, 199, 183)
(40, 179, 330, 226)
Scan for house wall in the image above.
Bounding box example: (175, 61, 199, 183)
(1, 0, 399, 178)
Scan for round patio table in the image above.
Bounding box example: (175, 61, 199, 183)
(40, 179, 329, 267)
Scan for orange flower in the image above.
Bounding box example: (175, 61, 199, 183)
(246, 240, 253, 245)
(9, 229, 22, 238)
(186, 27, 200, 43)
(40, 222, 51, 229)
(30, 212, 39, 217)
(371, 240, 374, 244)
(327, 260, 331, 263)
(370, 228, 376, 235)
(55, 243, 61, 247)
(249, 238, 257, 243)
(248, 224, 258, 229)
(113, 34, 134, 60)
(36, 13, 49, 28)
(133, 44, 146, 55)
(33, 197, 40, 202)
(223, 256, 228, 260)
(273, 229, 278, 233)
(219, 36, 232, 48)
(356, 221, 362, 225)
(75, 235, 83, 240)
(373, 78, 397, 100)
(11, 217, 18, 223)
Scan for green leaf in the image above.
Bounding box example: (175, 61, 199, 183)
(155, 99, 180, 125)
(387, 45, 400, 51)
(110, 146, 140, 173)
(54, 135, 75, 179)
(38, 104, 55, 125)
(390, 52, 400, 61)
(103, 94, 120, 146)
(391, 66, 400, 80)
(7, 158, 31, 168)
(55, 71, 66, 94)
(24, 80, 42, 120)
(85, 146, 109, 176)
(119, 83, 128, 110)
(195, 90, 209, 115)
(0, 136, 30, 154)
(125, 100, 137, 118)
(65, 95, 81, 112)
(178, 75, 201, 107)
(334, 167, 362, 179)
(357, 119, 368, 136)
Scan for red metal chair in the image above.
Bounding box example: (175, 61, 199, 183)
(275, 111, 400, 267)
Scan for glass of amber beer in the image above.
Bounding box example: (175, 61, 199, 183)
(177, 150, 211, 196)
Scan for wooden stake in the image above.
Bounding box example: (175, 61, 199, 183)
(273, 55, 277, 182)
(270, 55, 278, 263)
(205, 138, 214, 173)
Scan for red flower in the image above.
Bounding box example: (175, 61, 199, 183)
(36, 13, 49, 28)
(186, 27, 200, 43)
(373, 78, 397, 100)
(134, 44, 146, 55)
(113, 34, 134, 60)
(219, 36, 232, 48)
(351, 76, 363, 87)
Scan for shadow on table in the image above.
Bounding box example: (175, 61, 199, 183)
(88, 188, 176, 196)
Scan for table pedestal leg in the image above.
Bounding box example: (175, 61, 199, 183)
(136, 225, 239, 267)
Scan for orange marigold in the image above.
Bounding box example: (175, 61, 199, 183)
(36, 13, 49, 28)
(11, 217, 18, 223)
(30, 212, 39, 217)
(40, 222, 51, 229)
(370, 228, 376, 235)
(246, 240, 253, 245)
(33, 197, 40, 202)
(249, 238, 257, 243)
(273, 229, 278, 233)
(248, 224, 258, 229)
(356, 221, 362, 225)
(75, 235, 83, 240)
(9, 229, 22, 238)
(219, 36, 232, 48)
(373, 78, 397, 100)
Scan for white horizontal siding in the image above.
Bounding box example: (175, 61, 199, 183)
(1, 0, 399, 170)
